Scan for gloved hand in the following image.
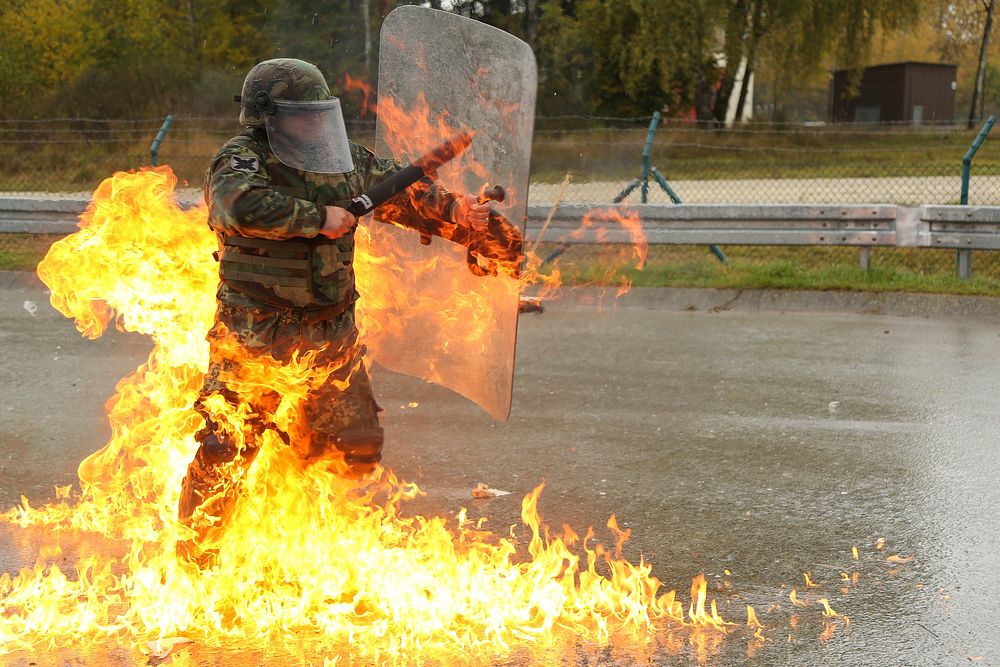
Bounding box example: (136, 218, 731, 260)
(452, 194, 490, 231)
(319, 205, 356, 239)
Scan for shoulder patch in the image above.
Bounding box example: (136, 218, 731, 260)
(230, 155, 259, 173)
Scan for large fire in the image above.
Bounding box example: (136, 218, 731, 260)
(0, 88, 854, 663)
(0, 166, 730, 662)
(0, 73, 876, 663)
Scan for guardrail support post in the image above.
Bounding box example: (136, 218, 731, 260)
(958, 114, 996, 279)
(957, 249, 973, 280)
(149, 113, 175, 167)
(859, 247, 870, 272)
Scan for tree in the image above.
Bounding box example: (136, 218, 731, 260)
(727, 0, 806, 123)
(666, 0, 732, 122)
(751, 0, 920, 122)
(0, 0, 927, 123)
(711, 0, 751, 124)
(913, 1, 1000, 122)
(968, 0, 997, 128)
(524, 0, 540, 50)
(535, 0, 731, 117)
(0, 0, 103, 117)
(712, 0, 921, 125)
(733, 0, 764, 121)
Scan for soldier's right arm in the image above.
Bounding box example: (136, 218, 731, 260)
(206, 141, 324, 240)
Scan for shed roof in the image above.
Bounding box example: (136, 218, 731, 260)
(833, 61, 958, 75)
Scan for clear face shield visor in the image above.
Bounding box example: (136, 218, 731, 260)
(263, 98, 355, 174)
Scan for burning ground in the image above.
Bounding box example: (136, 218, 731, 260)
(0, 106, 966, 663)
(0, 167, 743, 664)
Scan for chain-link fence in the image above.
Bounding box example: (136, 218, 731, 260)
(530, 116, 1000, 286)
(3, 115, 1000, 289)
(5, 115, 1000, 202)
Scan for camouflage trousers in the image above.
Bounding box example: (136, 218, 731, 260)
(178, 298, 383, 547)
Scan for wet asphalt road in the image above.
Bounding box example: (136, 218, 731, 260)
(2, 274, 999, 665)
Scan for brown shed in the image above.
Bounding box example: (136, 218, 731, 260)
(831, 62, 958, 124)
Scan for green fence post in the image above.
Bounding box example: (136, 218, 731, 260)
(640, 112, 661, 204)
(612, 110, 726, 266)
(958, 114, 996, 279)
(149, 114, 175, 167)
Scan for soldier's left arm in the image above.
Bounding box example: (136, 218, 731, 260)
(355, 144, 522, 272)
(355, 144, 464, 240)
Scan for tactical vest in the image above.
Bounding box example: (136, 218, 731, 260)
(218, 232, 355, 310)
(216, 134, 363, 311)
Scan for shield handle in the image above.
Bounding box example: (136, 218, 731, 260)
(466, 185, 506, 277)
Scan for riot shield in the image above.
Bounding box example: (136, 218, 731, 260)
(356, 6, 536, 422)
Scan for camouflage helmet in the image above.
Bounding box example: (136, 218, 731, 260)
(238, 58, 332, 126)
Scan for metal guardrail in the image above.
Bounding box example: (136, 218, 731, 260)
(919, 205, 1000, 250)
(526, 204, 1000, 254)
(0, 197, 88, 234)
(527, 204, 899, 246)
(4, 197, 1000, 273)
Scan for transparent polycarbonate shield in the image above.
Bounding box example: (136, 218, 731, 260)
(264, 99, 354, 174)
(360, 6, 536, 421)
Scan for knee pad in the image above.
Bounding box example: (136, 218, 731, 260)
(334, 426, 384, 465)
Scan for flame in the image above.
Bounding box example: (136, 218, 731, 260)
(346, 80, 528, 419)
(342, 75, 646, 356)
(686, 574, 729, 632)
(886, 555, 913, 564)
(0, 167, 725, 660)
(571, 208, 648, 272)
(817, 598, 838, 618)
(746, 605, 764, 636)
(746, 604, 765, 656)
(817, 599, 847, 642)
(3, 76, 860, 659)
(343, 74, 372, 118)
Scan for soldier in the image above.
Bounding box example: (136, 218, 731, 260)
(177, 58, 491, 562)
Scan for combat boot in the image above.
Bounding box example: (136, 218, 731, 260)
(176, 424, 259, 567)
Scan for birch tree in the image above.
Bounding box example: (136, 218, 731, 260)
(966, 0, 997, 128)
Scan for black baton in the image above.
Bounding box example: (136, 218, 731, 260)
(346, 130, 473, 217)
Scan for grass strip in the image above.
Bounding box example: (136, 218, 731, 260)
(5, 237, 1000, 298)
(538, 244, 1000, 297)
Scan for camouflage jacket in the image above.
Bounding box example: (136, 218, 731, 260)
(205, 126, 458, 310)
